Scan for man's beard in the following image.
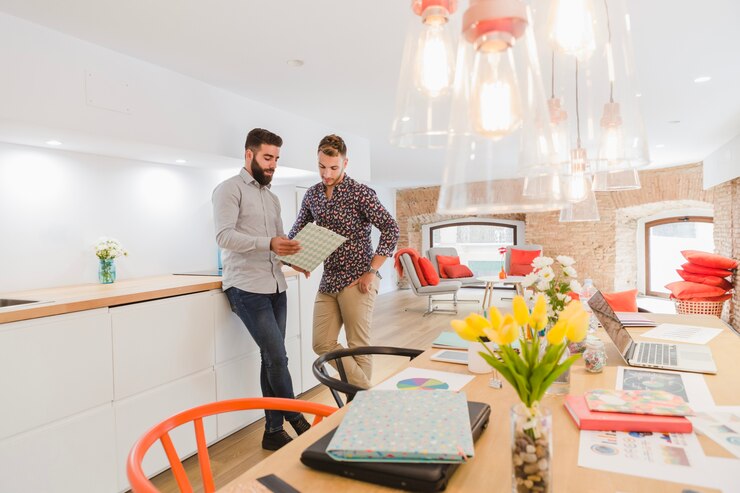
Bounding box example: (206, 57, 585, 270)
(250, 156, 273, 186)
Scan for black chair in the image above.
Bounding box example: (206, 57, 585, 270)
(312, 346, 424, 407)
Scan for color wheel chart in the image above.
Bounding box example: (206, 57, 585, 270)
(396, 378, 449, 390)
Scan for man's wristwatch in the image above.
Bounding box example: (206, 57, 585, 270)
(367, 267, 382, 279)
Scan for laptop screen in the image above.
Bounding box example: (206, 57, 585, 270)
(588, 291, 634, 357)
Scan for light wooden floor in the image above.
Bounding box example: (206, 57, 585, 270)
(145, 287, 497, 493)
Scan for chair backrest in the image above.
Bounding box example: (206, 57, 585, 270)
(504, 244, 543, 273)
(400, 253, 423, 294)
(127, 397, 337, 493)
(312, 346, 424, 407)
(427, 247, 459, 277)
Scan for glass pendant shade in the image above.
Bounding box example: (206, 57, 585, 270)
(533, 0, 650, 175)
(591, 167, 641, 191)
(438, 0, 568, 214)
(547, 0, 597, 61)
(390, 0, 458, 149)
(559, 186, 600, 222)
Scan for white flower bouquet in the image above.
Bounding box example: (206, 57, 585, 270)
(521, 255, 582, 326)
(94, 237, 128, 260)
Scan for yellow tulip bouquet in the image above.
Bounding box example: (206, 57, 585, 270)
(451, 294, 589, 409)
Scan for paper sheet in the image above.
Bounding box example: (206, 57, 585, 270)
(371, 367, 474, 392)
(615, 366, 716, 412)
(640, 323, 722, 345)
(688, 408, 740, 458)
(277, 222, 346, 272)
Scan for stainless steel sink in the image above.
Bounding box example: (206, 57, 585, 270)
(0, 298, 44, 308)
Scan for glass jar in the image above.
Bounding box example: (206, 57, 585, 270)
(98, 258, 116, 284)
(583, 337, 607, 373)
(511, 403, 552, 492)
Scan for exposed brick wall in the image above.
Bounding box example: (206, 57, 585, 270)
(396, 164, 739, 330)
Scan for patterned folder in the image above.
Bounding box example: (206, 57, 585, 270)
(585, 389, 694, 416)
(277, 222, 346, 272)
(326, 390, 474, 463)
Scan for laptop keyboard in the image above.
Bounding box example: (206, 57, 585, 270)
(637, 343, 678, 366)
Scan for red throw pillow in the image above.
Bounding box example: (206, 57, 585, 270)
(682, 262, 733, 278)
(510, 248, 541, 266)
(602, 289, 639, 312)
(436, 255, 460, 279)
(409, 255, 428, 287)
(682, 250, 738, 270)
(687, 294, 732, 302)
(664, 281, 727, 300)
(444, 264, 474, 279)
(510, 262, 535, 276)
(418, 257, 440, 286)
(676, 269, 733, 291)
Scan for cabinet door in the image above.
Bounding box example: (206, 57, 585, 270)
(0, 308, 112, 440)
(215, 352, 263, 438)
(214, 291, 259, 364)
(0, 404, 116, 493)
(286, 335, 302, 395)
(114, 369, 216, 492)
(286, 277, 300, 340)
(298, 271, 321, 392)
(111, 292, 214, 399)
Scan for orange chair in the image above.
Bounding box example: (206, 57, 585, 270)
(127, 397, 338, 493)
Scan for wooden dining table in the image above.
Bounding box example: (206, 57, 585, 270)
(219, 314, 739, 493)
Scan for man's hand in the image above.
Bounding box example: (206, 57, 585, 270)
(293, 266, 310, 279)
(270, 236, 301, 256)
(350, 272, 375, 294)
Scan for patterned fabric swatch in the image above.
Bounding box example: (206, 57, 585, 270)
(326, 390, 474, 463)
(278, 222, 346, 272)
(585, 389, 694, 416)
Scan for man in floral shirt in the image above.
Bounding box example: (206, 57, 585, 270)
(288, 134, 399, 388)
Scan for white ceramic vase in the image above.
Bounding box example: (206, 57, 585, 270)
(467, 341, 495, 374)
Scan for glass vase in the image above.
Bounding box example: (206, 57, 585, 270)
(511, 403, 552, 493)
(98, 258, 116, 284)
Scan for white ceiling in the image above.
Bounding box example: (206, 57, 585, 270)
(1, 0, 739, 188)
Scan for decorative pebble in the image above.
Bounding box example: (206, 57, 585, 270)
(526, 445, 536, 453)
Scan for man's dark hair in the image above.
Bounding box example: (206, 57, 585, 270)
(318, 134, 347, 158)
(245, 128, 283, 152)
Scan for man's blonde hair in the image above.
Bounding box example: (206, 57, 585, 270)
(317, 134, 347, 158)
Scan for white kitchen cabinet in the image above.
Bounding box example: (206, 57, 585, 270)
(0, 403, 117, 493)
(299, 266, 322, 392)
(214, 352, 263, 438)
(0, 308, 112, 440)
(214, 291, 258, 364)
(114, 368, 217, 492)
(111, 291, 215, 399)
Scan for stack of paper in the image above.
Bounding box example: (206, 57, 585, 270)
(616, 312, 657, 326)
(431, 331, 468, 349)
(326, 390, 474, 463)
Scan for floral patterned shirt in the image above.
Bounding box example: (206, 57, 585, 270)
(288, 175, 399, 293)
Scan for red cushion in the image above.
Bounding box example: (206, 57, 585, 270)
(444, 264, 474, 279)
(409, 255, 428, 287)
(510, 248, 541, 265)
(665, 281, 727, 300)
(510, 263, 535, 276)
(602, 289, 639, 312)
(436, 255, 460, 279)
(418, 258, 439, 286)
(682, 262, 733, 278)
(682, 250, 738, 270)
(676, 269, 733, 290)
(686, 294, 732, 302)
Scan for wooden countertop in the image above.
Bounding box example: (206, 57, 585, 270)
(0, 268, 299, 324)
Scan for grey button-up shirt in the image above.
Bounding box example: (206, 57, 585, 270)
(212, 168, 287, 294)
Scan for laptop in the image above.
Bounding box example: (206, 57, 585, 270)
(588, 291, 717, 374)
(300, 401, 491, 492)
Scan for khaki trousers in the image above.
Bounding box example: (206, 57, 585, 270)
(312, 276, 379, 389)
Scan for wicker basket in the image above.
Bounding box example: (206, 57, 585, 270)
(674, 299, 725, 317)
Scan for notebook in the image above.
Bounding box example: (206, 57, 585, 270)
(325, 390, 474, 463)
(588, 291, 717, 374)
(276, 222, 346, 272)
(301, 401, 491, 492)
(564, 395, 693, 433)
(431, 331, 468, 350)
(584, 389, 693, 416)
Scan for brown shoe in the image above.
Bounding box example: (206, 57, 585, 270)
(261, 429, 293, 451)
(289, 416, 311, 436)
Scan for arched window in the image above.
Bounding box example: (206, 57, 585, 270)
(645, 216, 714, 297)
(426, 220, 520, 277)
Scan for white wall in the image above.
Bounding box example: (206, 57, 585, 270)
(704, 133, 740, 188)
(0, 142, 231, 292)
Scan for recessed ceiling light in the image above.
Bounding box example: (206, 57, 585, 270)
(694, 76, 711, 83)
(655, 144, 665, 148)
(286, 59, 304, 68)
(401, 116, 411, 122)
(175, 159, 187, 164)
(635, 93, 642, 98)
(45, 140, 62, 146)
(668, 120, 681, 124)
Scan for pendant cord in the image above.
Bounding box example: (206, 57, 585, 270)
(604, 0, 614, 102)
(575, 60, 581, 148)
(551, 51, 555, 99)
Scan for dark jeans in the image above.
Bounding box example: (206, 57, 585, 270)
(225, 287, 300, 432)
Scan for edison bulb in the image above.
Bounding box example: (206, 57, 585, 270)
(566, 147, 591, 202)
(548, 0, 596, 61)
(413, 12, 455, 97)
(598, 102, 626, 166)
(470, 48, 522, 139)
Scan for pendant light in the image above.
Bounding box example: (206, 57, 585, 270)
(563, 60, 593, 203)
(591, 167, 641, 191)
(437, 0, 568, 214)
(390, 0, 458, 149)
(559, 185, 600, 222)
(547, 0, 597, 61)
